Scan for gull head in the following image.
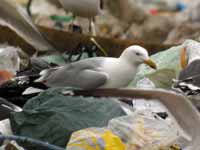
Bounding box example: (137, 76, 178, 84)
(120, 45, 157, 69)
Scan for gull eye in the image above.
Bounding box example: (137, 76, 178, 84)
(135, 52, 140, 56)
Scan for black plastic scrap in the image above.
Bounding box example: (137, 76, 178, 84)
(10, 88, 126, 147)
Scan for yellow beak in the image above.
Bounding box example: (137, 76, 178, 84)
(180, 47, 188, 69)
(144, 59, 157, 69)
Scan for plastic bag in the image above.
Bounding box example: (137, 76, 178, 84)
(130, 45, 182, 88)
(136, 78, 155, 89)
(108, 111, 190, 150)
(0, 46, 20, 85)
(66, 110, 190, 150)
(130, 41, 188, 88)
(66, 128, 126, 150)
(11, 88, 126, 147)
(0, 119, 13, 135)
(0, 46, 20, 74)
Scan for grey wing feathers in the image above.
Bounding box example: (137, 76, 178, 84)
(58, 0, 101, 18)
(35, 67, 61, 82)
(67, 69, 108, 89)
(37, 58, 108, 89)
(42, 67, 108, 89)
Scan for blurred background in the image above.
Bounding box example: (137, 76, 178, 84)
(13, 0, 200, 45)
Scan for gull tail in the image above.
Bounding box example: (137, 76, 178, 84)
(34, 69, 49, 83)
(23, 68, 58, 95)
(35, 68, 59, 83)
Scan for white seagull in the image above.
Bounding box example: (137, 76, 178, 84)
(35, 45, 157, 89)
(27, 0, 103, 35)
(61, 0, 103, 35)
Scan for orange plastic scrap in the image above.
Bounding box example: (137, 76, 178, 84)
(0, 70, 14, 85)
(66, 128, 126, 150)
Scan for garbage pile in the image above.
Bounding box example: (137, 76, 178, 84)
(0, 88, 195, 150)
(25, 0, 200, 44)
(67, 110, 189, 150)
(0, 0, 200, 150)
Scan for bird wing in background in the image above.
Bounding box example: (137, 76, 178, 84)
(58, 0, 101, 18)
(0, 0, 55, 52)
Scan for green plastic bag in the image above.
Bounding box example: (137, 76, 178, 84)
(10, 88, 126, 147)
(132, 39, 200, 89)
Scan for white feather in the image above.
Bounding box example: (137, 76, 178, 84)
(23, 87, 44, 95)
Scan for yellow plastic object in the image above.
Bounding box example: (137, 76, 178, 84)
(66, 128, 126, 150)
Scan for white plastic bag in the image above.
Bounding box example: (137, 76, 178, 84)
(108, 111, 190, 150)
(0, 46, 20, 74)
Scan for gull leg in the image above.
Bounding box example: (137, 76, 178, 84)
(27, 0, 33, 17)
(89, 18, 96, 36)
(32, 50, 38, 58)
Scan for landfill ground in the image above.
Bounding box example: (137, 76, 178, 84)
(0, 0, 200, 150)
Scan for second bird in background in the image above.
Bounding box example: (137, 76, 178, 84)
(27, 0, 103, 36)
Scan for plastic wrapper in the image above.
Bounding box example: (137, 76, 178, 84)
(0, 119, 13, 135)
(66, 110, 190, 150)
(108, 111, 190, 150)
(136, 78, 155, 89)
(66, 128, 126, 150)
(10, 88, 126, 147)
(132, 99, 167, 113)
(0, 46, 20, 74)
(0, 46, 20, 85)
